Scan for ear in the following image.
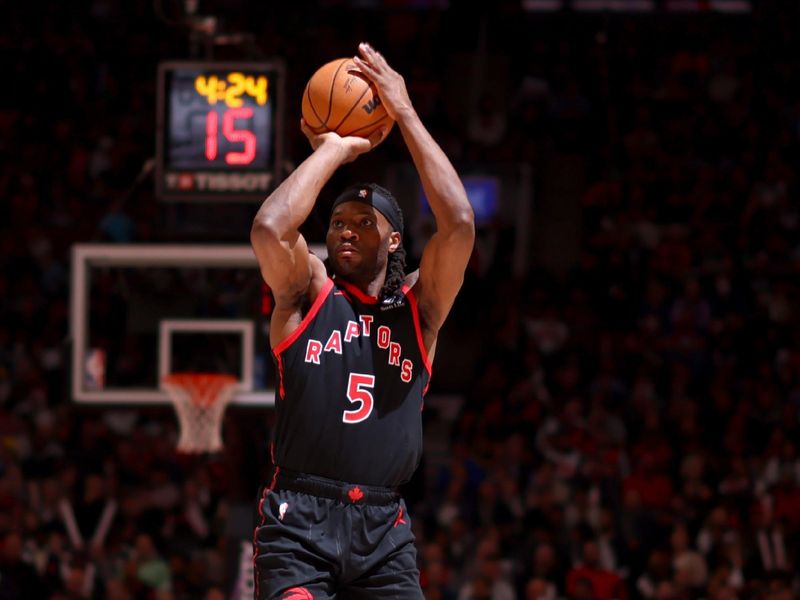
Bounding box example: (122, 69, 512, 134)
(388, 232, 401, 253)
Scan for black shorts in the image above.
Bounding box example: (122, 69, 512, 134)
(253, 470, 422, 600)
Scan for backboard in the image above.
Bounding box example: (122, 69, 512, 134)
(69, 243, 326, 406)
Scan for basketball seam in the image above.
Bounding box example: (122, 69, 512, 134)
(325, 58, 351, 126)
(339, 113, 390, 137)
(329, 83, 374, 133)
(305, 83, 325, 129)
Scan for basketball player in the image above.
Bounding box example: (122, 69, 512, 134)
(250, 42, 475, 599)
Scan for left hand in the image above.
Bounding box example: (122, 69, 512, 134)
(352, 43, 413, 122)
(300, 118, 390, 162)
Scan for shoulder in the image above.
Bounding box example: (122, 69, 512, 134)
(401, 270, 420, 292)
(400, 273, 440, 363)
(272, 250, 328, 312)
(307, 253, 330, 305)
(400, 269, 433, 329)
(395, 270, 422, 309)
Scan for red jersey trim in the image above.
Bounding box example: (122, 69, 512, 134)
(335, 278, 379, 304)
(275, 354, 286, 400)
(272, 278, 335, 357)
(253, 458, 280, 600)
(401, 284, 433, 382)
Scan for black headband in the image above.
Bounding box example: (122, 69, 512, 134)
(331, 185, 403, 234)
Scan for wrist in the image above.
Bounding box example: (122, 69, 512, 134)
(393, 105, 418, 127)
(318, 137, 349, 162)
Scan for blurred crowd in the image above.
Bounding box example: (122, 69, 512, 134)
(2, 2, 800, 600)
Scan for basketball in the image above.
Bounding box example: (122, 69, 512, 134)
(301, 57, 393, 138)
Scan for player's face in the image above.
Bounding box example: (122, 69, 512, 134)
(327, 201, 395, 284)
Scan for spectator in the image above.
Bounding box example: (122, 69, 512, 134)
(669, 522, 708, 592)
(0, 531, 46, 598)
(635, 547, 673, 600)
(4, 3, 800, 598)
(523, 577, 557, 600)
(565, 540, 627, 600)
(126, 533, 171, 595)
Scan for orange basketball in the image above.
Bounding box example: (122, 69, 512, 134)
(301, 57, 393, 138)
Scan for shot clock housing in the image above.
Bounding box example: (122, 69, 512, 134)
(156, 60, 285, 201)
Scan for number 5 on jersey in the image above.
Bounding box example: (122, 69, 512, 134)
(343, 373, 375, 424)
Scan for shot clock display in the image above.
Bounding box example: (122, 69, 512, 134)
(156, 61, 285, 201)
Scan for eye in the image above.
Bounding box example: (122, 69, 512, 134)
(331, 219, 344, 229)
(361, 218, 373, 227)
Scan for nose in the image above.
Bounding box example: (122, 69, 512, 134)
(340, 225, 358, 240)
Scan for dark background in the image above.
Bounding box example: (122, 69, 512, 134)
(1, 1, 799, 599)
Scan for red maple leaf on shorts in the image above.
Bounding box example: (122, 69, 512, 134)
(282, 587, 314, 599)
(348, 486, 364, 502)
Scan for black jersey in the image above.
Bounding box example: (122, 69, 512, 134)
(271, 277, 432, 487)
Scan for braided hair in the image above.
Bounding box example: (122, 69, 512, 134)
(369, 184, 407, 300)
(380, 239, 407, 300)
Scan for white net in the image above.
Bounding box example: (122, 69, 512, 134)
(162, 373, 238, 453)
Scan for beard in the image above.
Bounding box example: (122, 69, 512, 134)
(327, 241, 389, 287)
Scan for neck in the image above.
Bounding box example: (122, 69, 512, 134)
(358, 278, 385, 298)
(336, 272, 386, 299)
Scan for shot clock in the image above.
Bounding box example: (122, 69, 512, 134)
(156, 61, 285, 201)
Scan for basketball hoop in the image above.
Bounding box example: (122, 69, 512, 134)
(162, 372, 238, 454)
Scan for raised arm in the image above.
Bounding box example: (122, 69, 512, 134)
(354, 44, 475, 338)
(251, 121, 388, 345)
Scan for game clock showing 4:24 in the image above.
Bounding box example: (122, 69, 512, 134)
(156, 61, 285, 201)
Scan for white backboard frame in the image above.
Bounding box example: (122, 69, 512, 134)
(70, 243, 326, 406)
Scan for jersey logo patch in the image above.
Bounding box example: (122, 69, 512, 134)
(379, 294, 406, 311)
(393, 506, 407, 528)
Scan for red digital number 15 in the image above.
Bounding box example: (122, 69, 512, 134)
(204, 107, 256, 165)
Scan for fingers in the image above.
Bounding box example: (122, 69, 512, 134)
(367, 124, 391, 148)
(300, 118, 326, 150)
(356, 42, 388, 71)
(358, 42, 375, 61)
(300, 119, 315, 142)
(352, 56, 374, 78)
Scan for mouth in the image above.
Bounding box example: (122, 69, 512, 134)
(336, 244, 359, 257)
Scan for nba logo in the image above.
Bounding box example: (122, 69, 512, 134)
(84, 348, 106, 390)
